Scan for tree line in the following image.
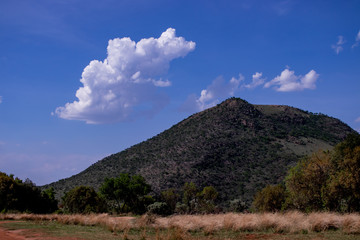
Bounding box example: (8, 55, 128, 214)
(0, 171, 221, 215)
(0, 173, 57, 213)
(62, 174, 221, 215)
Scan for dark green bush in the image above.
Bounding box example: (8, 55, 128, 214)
(100, 173, 152, 214)
(62, 186, 106, 214)
(252, 184, 286, 212)
(0, 172, 58, 213)
(147, 202, 170, 216)
(229, 198, 247, 212)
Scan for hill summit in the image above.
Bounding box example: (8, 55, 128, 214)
(46, 98, 356, 205)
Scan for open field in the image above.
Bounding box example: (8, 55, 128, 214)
(2, 212, 360, 239)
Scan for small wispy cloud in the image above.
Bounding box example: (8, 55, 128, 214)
(332, 36, 345, 54)
(355, 117, 360, 123)
(182, 67, 320, 114)
(181, 74, 243, 113)
(55, 28, 195, 124)
(264, 68, 319, 92)
(352, 30, 360, 48)
(0, 96, 2, 104)
(243, 72, 266, 89)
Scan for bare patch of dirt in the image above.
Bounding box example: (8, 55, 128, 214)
(0, 227, 26, 240)
(0, 221, 83, 240)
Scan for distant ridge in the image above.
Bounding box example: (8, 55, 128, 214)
(45, 98, 357, 206)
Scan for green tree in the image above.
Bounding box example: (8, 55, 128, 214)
(100, 173, 152, 214)
(62, 186, 106, 214)
(198, 186, 219, 213)
(41, 187, 59, 213)
(0, 172, 58, 213)
(179, 183, 219, 213)
(0, 172, 20, 212)
(253, 184, 286, 212)
(182, 182, 198, 213)
(161, 188, 179, 213)
(284, 151, 332, 212)
(326, 134, 360, 212)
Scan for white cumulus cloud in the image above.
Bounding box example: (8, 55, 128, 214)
(243, 72, 266, 89)
(181, 74, 243, 113)
(332, 35, 345, 54)
(264, 69, 319, 92)
(55, 28, 195, 124)
(352, 30, 360, 48)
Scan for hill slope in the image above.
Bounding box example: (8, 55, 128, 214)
(46, 98, 357, 205)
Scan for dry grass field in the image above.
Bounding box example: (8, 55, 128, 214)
(2, 212, 360, 239)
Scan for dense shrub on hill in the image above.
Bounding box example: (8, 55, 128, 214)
(253, 133, 360, 213)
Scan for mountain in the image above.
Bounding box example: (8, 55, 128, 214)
(45, 98, 357, 206)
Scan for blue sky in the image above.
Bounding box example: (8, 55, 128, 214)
(0, 0, 359, 185)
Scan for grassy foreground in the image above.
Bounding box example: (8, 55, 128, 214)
(1, 212, 360, 239)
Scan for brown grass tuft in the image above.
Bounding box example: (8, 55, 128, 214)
(166, 227, 188, 240)
(342, 213, 360, 233)
(308, 212, 342, 232)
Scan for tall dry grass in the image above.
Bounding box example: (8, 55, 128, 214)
(1, 211, 360, 234)
(0, 213, 136, 232)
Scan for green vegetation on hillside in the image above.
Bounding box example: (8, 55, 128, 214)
(253, 134, 360, 212)
(44, 98, 357, 207)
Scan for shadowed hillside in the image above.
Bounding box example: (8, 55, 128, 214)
(45, 98, 356, 206)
